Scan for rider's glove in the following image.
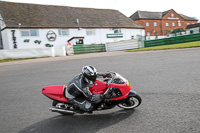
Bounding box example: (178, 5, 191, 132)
(103, 73, 111, 78)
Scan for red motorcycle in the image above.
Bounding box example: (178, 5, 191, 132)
(42, 72, 142, 115)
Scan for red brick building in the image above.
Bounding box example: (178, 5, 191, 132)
(130, 9, 198, 38)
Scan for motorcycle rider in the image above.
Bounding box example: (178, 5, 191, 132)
(65, 66, 111, 113)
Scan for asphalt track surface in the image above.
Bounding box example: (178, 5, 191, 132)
(0, 48, 200, 133)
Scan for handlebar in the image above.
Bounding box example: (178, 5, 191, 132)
(105, 71, 116, 85)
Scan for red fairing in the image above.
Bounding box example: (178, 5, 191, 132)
(89, 80, 107, 94)
(107, 81, 131, 101)
(108, 92, 129, 101)
(42, 85, 68, 103)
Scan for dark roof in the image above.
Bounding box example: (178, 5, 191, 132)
(68, 37, 84, 42)
(130, 9, 198, 21)
(0, 1, 143, 29)
(186, 23, 200, 29)
(162, 9, 171, 17)
(130, 11, 162, 20)
(179, 14, 197, 21)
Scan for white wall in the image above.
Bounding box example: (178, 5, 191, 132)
(146, 36, 165, 40)
(0, 47, 66, 60)
(0, 14, 6, 29)
(1, 30, 11, 49)
(145, 32, 187, 40)
(186, 27, 200, 34)
(1, 28, 145, 50)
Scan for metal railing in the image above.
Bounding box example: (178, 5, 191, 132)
(73, 44, 106, 55)
(144, 33, 200, 47)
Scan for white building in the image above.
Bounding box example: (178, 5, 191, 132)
(0, 1, 144, 50)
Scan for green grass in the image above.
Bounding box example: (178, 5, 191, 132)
(0, 57, 49, 63)
(125, 41, 200, 52)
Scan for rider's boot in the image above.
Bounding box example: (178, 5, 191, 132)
(69, 99, 93, 113)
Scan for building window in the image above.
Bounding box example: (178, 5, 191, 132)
(21, 30, 29, 36)
(147, 32, 150, 36)
(154, 22, 157, 27)
(166, 22, 169, 27)
(86, 29, 96, 36)
(172, 22, 175, 27)
(21, 29, 39, 37)
(58, 29, 69, 36)
(146, 22, 150, 27)
(178, 21, 181, 26)
(114, 29, 121, 34)
(171, 13, 174, 17)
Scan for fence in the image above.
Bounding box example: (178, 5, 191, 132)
(73, 44, 106, 55)
(106, 39, 139, 52)
(144, 33, 200, 47)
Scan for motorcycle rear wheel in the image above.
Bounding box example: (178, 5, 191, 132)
(117, 94, 142, 109)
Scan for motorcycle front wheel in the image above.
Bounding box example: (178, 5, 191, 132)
(117, 94, 142, 109)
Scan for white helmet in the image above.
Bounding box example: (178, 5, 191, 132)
(82, 66, 97, 87)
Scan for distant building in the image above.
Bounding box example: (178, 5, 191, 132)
(0, 1, 144, 50)
(186, 23, 200, 34)
(130, 9, 198, 39)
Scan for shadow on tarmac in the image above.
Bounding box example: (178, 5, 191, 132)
(19, 109, 134, 133)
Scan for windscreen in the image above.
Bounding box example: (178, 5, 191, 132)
(111, 73, 127, 84)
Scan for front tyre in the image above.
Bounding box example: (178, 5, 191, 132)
(117, 94, 142, 109)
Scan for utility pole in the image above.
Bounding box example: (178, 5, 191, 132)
(0, 18, 4, 49)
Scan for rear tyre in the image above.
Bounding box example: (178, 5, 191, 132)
(52, 100, 74, 115)
(117, 94, 142, 110)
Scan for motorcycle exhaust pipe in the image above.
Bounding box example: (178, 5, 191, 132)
(49, 107, 74, 114)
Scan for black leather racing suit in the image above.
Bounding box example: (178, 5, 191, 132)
(65, 73, 103, 112)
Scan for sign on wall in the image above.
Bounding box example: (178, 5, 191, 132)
(107, 34, 123, 38)
(46, 30, 57, 41)
(11, 30, 17, 49)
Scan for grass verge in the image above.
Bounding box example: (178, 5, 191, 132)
(0, 57, 48, 63)
(125, 41, 200, 52)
